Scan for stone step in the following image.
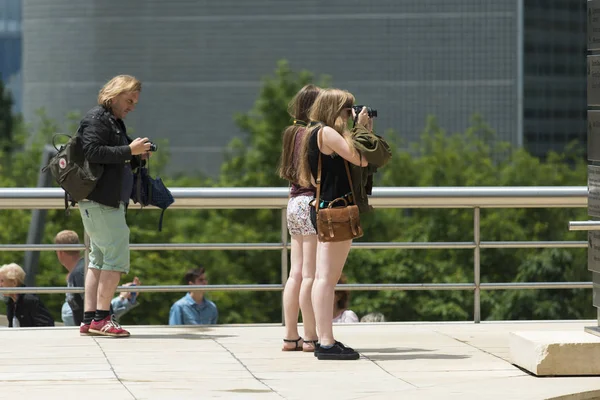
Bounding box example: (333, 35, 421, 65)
(509, 329, 600, 376)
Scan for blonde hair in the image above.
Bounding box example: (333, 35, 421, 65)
(97, 75, 142, 108)
(308, 88, 355, 134)
(360, 312, 386, 323)
(0, 263, 26, 286)
(296, 88, 356, 186)
(54, 230, 81, 256)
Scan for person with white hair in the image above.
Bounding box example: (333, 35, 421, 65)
(360, 312, 386, 323)
(0, 263, 54, 327)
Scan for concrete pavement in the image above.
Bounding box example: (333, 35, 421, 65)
(2, 321, 600, 399)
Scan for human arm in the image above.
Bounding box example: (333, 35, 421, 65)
(67, 266, 85, 325)
(80, 117, 133, 164)
(111, 278, 141, 320)
(320, 127, 368, 167)
(80, 117, 151, 163)
(211, 305, 218, 324)
(128, 136, 148, 168)
(169, 303, 183, 325)
(351, 127, 392, 168)
(110, 296, 139, 320)
(354, 106, 374, 132)
(67, 294, 84, 325)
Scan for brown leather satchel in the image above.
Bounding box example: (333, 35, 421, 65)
(314, 129, 364, 242)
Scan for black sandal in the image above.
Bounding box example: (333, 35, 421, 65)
(282, 337, 303, 351)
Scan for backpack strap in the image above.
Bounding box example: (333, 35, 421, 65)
(63, 192, 78, 216)
(51, 133, 72, 152)
(158, 209, 166, 232)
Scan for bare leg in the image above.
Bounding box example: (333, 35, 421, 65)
(96, 270, 122, 311)
(299, 235, 318, 347)
(283, 235, 303, 349)
(84, 268, 101, 313)
(311, 240, 352, 347)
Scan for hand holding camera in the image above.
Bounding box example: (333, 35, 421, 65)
(130, 137, 158, 155)
(352, 105, 377, 119)
(353, 105, 377, 131)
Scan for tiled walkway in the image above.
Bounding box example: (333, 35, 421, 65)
(2, 321, 600, 399)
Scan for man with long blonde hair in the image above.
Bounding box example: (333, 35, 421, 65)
(77, 75, 151, 337)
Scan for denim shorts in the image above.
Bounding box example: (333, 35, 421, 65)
(78, 200, 130, 274)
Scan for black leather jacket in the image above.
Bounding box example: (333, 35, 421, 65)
(79, 105, 142, 208)
(6, 292, 55, 327)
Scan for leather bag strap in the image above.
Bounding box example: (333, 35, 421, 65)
(344, 159, 356, 204)
(314, 127, 323, 212)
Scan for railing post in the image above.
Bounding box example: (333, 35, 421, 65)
(474, 207, 481, 323)
(281, 208, 288, 326)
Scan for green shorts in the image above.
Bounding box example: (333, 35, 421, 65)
(79, 200, 130, 274)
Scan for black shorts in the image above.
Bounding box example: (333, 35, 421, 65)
(310, 205, 318, 232)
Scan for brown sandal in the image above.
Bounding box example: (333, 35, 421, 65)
(282, 337, 303, 351)
(303, 339, 319, 353)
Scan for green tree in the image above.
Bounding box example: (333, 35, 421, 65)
(221, 59, 329, 186)
(0, 62, 593, 326)
(344, 115, 590, 322)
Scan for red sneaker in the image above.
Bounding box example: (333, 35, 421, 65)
(88, 315, 130, 337)
(79, 323, 94, 336)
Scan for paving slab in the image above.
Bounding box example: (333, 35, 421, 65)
(1, 321, 600, 399)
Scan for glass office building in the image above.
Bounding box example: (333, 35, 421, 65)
(522, 0, 587, 158)
(0, 0, 21, 113)
(20, 0, 587, 175)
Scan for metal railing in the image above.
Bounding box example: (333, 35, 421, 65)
(0, 186, 591, 323)
(569, 221, 600, 231)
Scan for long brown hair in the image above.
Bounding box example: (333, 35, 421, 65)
(296, 88, 356, 187)
(278, 84, 321, 186)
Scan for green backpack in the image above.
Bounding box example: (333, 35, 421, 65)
(42, 131, 103, 211)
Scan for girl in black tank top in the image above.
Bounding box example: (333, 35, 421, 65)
(308, 127, 352, 205)
(297, 88, 372, 361)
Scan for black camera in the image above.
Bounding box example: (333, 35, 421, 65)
(148, 142, 158, 152)
(353, 105, 378, 118)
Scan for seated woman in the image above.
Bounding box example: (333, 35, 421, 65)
(0, 263, 54, 327)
